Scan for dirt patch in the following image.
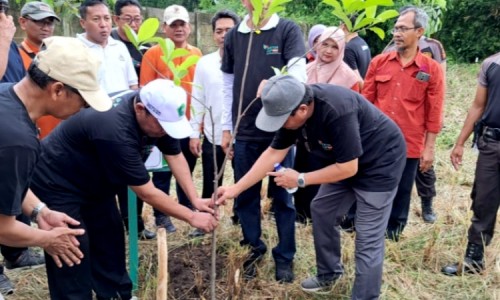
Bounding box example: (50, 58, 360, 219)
(168, 242, 228, 299)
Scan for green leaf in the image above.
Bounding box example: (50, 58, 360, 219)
(167, 60, 178, 78)
(123, 25, 139, 48)
(375, 9, 399, 23)
(271, 66, 282, 76)
(177, 69, 188, 79)
(163, 38, 175, 62)
(174, 76, 181, 87)
(141, 37, 164, 45)
(353, 17, 376, 31)
(137, 18, 159, 42)
(266, 6, 285, 17)
(250, 0, 263, 28)
(179, 55, 200, 71)
(365, 5, 377, 19)
(322, 0, 342, 11)
(346, 0, 365, 14)
(332, 10, 351, 30)
(368, 26, 385, 40)
(365, 0, 394, 7)
(171, 48, 190, 60)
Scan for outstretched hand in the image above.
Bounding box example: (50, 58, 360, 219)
(267, 168, 299, 190)
(188, 212, 218, 233)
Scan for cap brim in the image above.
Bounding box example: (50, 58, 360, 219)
(165, 17, 189, 25)
(79, 89, 113, 112)
(256, 108, 291, 132)
(28, 12, 60, 22)
(159, 116, 193, 139)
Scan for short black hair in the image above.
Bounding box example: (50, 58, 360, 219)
(114, 0, 141, 16)
(79, 0, 108, 20)
(211, 9, 240, 32)
(27, 61, 81, 98)
(290, 85, 314, 116)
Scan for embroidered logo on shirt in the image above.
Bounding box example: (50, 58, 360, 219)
(263, 44, 281, 55)
(318, 140, 333, 151)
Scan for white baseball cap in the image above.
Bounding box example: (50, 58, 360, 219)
(163, 5, 189, 25)
(139, 79, 193, 139)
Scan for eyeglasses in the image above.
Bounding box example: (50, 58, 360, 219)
(24, 17, 56, 28)
(391, 26, 419, 34)
(118, 15, 143, 25)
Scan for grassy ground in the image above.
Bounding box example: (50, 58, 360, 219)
(5, 63, 500, 299)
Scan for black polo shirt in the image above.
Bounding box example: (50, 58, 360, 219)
(271, 84, 406, 192)
(32, 92, 180, 199)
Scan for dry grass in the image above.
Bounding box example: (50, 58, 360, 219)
(5, 63, 500, 300)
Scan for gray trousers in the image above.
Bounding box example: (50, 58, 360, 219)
(311, 183, 397, 300)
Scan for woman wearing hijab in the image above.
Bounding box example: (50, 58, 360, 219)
(306, 24, 326, 63)
(306, 26, 361, 91)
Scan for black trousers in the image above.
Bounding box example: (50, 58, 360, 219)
(117, 184, 145, 232)
(200, 139, 225, 198)
(31, 181, 132, 300)
(386, 158, 419, 235)
(415, 165, 437, 199)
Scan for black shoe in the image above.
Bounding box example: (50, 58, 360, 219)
(156, 215, 177, 233)
(0, 273, 14, 295)
(421, 197, 437, 223)
(385, 230, 400, 242)
(339, 217, 355, 233)
(231, 215, 240, 226)
(138, 229, 157, 240)
(275, 261, 294, 283)
(442, 242, 484, 276)
(4, 249, 45, 270)
(243, 255, 262, 280)
(300, 274, 342, 293)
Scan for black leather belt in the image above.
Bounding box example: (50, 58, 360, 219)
(484, 127, 500, 141)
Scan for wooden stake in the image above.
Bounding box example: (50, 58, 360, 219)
(156, 228, 168, 300)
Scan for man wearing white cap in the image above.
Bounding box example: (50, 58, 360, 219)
(0, 36, 112, 296)
(30, 78, 219, 299)
(217, 75, 406, 299)
(140, 4, 202, 234)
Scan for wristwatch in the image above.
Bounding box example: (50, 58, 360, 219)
(297, 173, 306, 188)
(30, 202, 46, 223)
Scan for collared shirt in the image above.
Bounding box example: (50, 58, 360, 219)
(0, 42, 25, 83)
(362, 50, 444, 158)
(18, 39, 39, 69)
(478, 52, 500, 128)
(77, 34, 138, 94)
(190, 50, 223, 145)
(140, 43, 202, 119)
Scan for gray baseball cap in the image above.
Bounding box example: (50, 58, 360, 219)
(256, 75, 306, 132)
(21, 1, 60, 21)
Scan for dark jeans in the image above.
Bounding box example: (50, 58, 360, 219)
(201, 139, 225, 198)
(233, 140, 296, 263)
(415, 165, 437, 199)
(468, 136, 500, 246)
(149, 137, 198, 219)
(117, 184, 145, 232)
(386, 158, 419, 236)
(31, 182, 132, 300)
(1, 214, 30, 261)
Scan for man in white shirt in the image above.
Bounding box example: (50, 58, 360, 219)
(77, 0, 137, 93)
(189, 10, 239, 205)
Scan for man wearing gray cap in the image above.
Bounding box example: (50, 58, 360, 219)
(217, 75, 406, 299)
(0, 36, 112, 297)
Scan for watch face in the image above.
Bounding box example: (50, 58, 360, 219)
(298, 174, 305, 187)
